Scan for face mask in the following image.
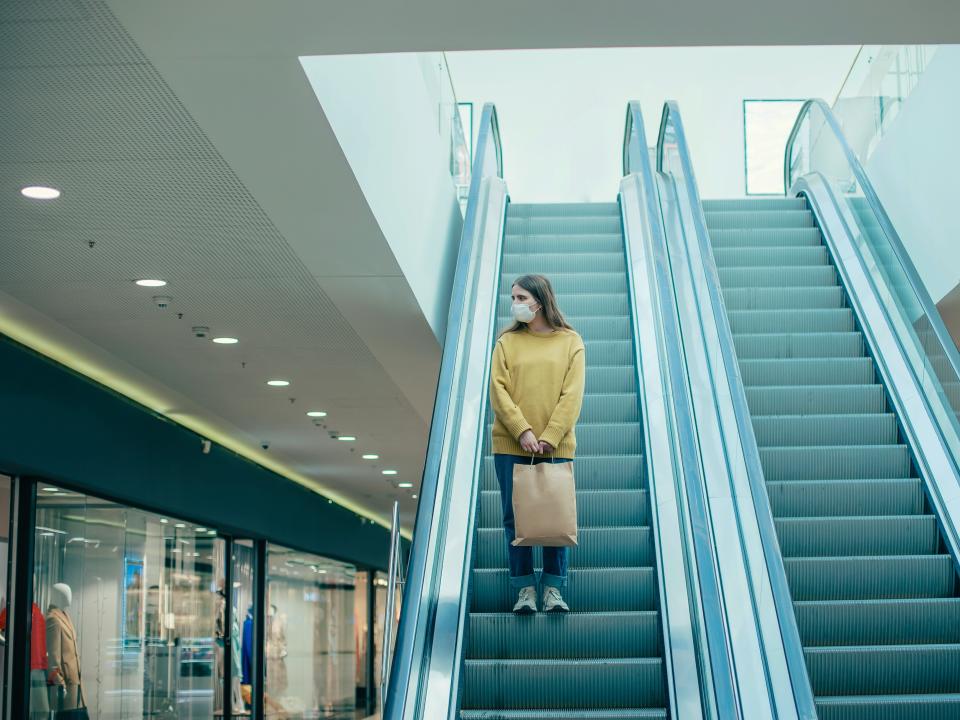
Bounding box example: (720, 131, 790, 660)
(511, 301, 537, 323)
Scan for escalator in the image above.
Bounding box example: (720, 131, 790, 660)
(461, 202, 669, 719)
(656, 98, 960, 719)
(704, 196, 960, 716)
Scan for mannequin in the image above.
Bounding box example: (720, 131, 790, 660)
(46, 583, 83, 711)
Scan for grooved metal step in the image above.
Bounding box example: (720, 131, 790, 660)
(467, 611, 661, 659)
(805, 644, 960, 696)
(473, 526, 653, 569)
(461, 658, 666, 710)
(502, 252, 626, 274)
(704, 209, 816, 229)
(752, 413, 898, 447)
(733, 332, 864, 359)
(745, 384, 886, 415)
(710, 227, 821, 247)
(728, 308, 855, 334)
(767, 479, 924, 518)
(739, 357, 874, 386)
(470, 568, 657, 613)
(775, 515, 939, 557)
(760, 445, 911, 481)
(723, 286, 844, 310)
(795, 598, 960, 647)
(784, 555, 956, 601)
(480, 455, 644, 492)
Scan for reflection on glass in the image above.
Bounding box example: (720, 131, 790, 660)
(0, 475, 11, 720)
(29, 485, 223, 719)
(787, 101, 960, 458)
(265, 545, 356, 719)
(233, 539, 256, 717)
(353, 571, 369, 712)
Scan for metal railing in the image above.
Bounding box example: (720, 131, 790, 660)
(379, 501, 405, 713)
(658, 100, 818, 720)
(382, 103, 505, 720)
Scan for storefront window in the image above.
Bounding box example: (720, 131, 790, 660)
(265, 545, 355, 719)
(353, 571, 370, 714)
(0, 475, 11, 719)
(232, 539, 257, 717)
(29, 484, 223, 719)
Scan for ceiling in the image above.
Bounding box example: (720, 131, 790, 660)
(0, 0, 443, 532)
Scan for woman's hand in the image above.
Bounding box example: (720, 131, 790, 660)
(539, 440, 555, 455)
(519, 430, 540, 454)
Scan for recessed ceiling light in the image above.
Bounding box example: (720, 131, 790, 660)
(21, 185, 61, 200)
(362, 454, 379, 460)
(207, 530, 216, 536)
(174, 523, 185, 528)
(160, 518, 169, 524)
(212, 337, 238, 345)
(42, 487, 59, 492)
(135, 279, 167, 287)
(337, 435, 356, 442)
(306, 411, 327, 418)
(382, 469, 398, 476)
(195, 527, 207, 532)
(40, 532, 55, 537)
(412, 494, 418, 499)
(266, 379, 290, 387)
(398, 482, 413, 488)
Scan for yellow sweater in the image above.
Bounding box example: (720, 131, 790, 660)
(490, 328, 586, 458)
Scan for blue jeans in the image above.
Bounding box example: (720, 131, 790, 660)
(493, 453, 572, 589)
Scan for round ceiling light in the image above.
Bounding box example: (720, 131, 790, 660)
(212, 337, 238, 345)
(266, 379, 290, 387)
(306, 411, 327, 418)
(412, 494, 418, 499)
(362, 454, 379, 460)
(21, 185, 61, 200)
(135, 279, 167, 288)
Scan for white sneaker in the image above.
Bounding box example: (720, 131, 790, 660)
(512, 585, 538, 614)
(543, 586, 569, 613)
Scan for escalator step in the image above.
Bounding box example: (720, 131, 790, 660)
(506, 216, 622, 235)
(497, 315, 631, 341)
(723, 285, 844, 310)
(467, 611, 661, 659)
(580, 340, 634, 367)
(795, 598, 960, 647)
(575, 423, 643, 455)
(476, 489, 650, 529)
(473, 526, 653, 569)
(713, 245, 829, 267)
(775, 515, 939, 557)
(703, 198, 808, 212)
(739, 357, 874, 386)
(461, 710, 668, 719)
(508, 203, 621, 218)
(502, 252, 626, 274)
(784, 555, 956, 601)
(805, 644, 960, 696)
(745, 385, 886, 415)
(729, 308, 855, 333)
(480, 456, 644, 492)
(710, 227, 821, 247)
(752, 414, 898, 447)
(579, 393, 640, 423)
(815, 692, 960, 719)
(767, 478, 924, 518)
(719, 265, 837, 288)
(461, 658, 666, 710)
(734, 332, 863, 359)
(760, 445, 910, 480)
(585, 366, 637, 394)
(504, 233, 625, 254)
(703, 209, 816, 229)
(500, 271, 628, 295)
(470, 568, 657, 613)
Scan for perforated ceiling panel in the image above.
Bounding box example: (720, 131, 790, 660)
(0, 0, 428, 527)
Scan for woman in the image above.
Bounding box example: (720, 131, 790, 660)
(489, 274, 586, 614)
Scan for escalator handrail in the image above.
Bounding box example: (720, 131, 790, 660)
(657, 100, 818, 720)
(384, 103, 502, 720)
(784, 97, 960, 446)
(623, 100, 737, 719)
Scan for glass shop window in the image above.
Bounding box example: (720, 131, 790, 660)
(265, 545, 356, 719)
(0, 475, 11, 720)
(29, 484, 223, 719)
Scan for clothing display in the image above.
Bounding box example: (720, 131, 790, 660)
(0, 602, 48, 670)
(489, 328, 585, 457)
(46, 584, 83, 712)
(265, 606, 288, 694)
(241, 606, 254, 685)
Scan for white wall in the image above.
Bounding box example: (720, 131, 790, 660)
(447, 47, 858, 202)
(300, 54, 464, 340)
(865, 45, 960, 303)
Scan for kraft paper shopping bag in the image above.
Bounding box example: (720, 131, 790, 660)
(511, 456, 578, 547)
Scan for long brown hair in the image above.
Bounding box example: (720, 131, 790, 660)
(500, 274, 575, 336)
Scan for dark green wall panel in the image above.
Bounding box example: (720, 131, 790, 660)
(0, 336, 393, 570)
